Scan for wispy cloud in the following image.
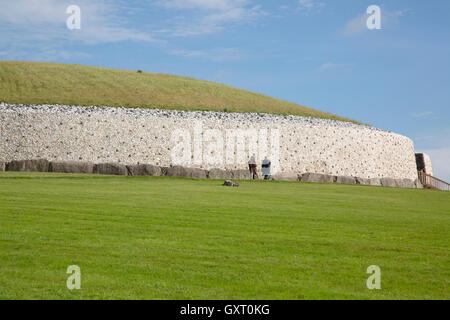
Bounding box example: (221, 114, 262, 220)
(160, 0, 245, 11)
(0, 0, 267, 62)
(156, 0, 267, 37)
(170, 47, 244, 62)
(412, 111, 433, 118)
(297, 0, 325, 14)
(342, 13, 368, 36)
(0, 0, 159, 61)
(317, 62, 351, 72)
(0, 0, 158, 44)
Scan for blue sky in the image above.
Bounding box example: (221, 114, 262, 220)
(1, 0, 449, 180)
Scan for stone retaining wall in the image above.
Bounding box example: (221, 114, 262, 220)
(0, 159, 422, 188)
(0, 103, 419, 181)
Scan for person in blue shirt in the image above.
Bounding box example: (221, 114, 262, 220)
(261, 156, 271, 180)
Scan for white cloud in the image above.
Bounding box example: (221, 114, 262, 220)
(157, 0, 267, 37)
(161, 0, 246, 11)
(170, 47, 244, 62)
(297, 0, 325, 14)
(412, 111, 433, 118)
(317, 62, 351, 72)
(342, 13, 368, 36)
(0, 0, 65, 24)
(0, 0, 159, 61)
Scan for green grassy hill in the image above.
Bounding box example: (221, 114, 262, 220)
(0, 172, 448, 299)
(0, 61, 355, 122)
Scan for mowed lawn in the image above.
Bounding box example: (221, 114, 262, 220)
(0, 172, 448, 300)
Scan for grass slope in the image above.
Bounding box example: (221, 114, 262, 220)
(0, 172, 448, 300)
(0, 61, 355, 122)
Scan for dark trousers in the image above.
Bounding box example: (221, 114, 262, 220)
(249, 164, 258, 179)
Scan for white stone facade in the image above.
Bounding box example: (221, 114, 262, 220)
(0, 103, 419, 180)
(422, 153, 434, 176)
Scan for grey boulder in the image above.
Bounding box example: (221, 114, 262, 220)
(49, 161, 94, 174)
(369, 178, 382, 186)
(397, 179, 416, 189)
(166, 166, 208, 179)
(336, 176, 357, 185)
(7, 159, 49, 172)
(380, 178, 397, 188)
(272, 173, 300, 181)
(355, 177, 371, 185)
(414, 179, 423, 189)
(127, 164, 162, 176)
(231, 169, 251, 180)
(208, 168, 234, 180)
(94, 163, 128, 175)
(300, 173, 336, 183)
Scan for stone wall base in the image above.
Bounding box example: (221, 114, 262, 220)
(2, 159, 422, 189)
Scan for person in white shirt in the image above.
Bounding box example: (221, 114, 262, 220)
(261, 156, 271, 180)
(248, 154, 258, 179)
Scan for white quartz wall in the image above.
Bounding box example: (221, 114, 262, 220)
(422, 153, 434, 176)
(0, 104, 419, 180)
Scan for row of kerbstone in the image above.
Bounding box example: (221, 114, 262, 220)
(0, 159, 250, 180)
(0, 159, 421, 188)
(271, 172, 422, 188)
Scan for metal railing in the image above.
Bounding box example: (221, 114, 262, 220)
(418, 171, 450, 191)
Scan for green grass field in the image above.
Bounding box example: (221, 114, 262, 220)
(0, 172, 448, 300)
(0, 61, 356, 123)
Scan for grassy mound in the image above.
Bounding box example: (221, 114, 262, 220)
(0, 172, 448, 299)
(0, 61, 355, 122)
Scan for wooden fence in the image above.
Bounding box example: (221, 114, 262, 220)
(418, 171, 450, 191)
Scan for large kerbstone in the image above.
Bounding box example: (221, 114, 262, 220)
(166, 166, 208, 179)
(208, 168, 234, 180)
(127, 164, 162, 176)
(49, 161, 94, 174)
(272, 173, 300, 181)
(355, 177, 371, 185)
(7, 159, 49, 172)
(300, 173, 336, 183)
(94, 163, 128, 175)
(414, 179, 423, 189)
(369, 178, 382, 186)
(231, 170, 251, 180)
(397, 178, 416, 189)
(336, 176, 357, 185)
(380, 178, 397, 187)
(208, 169, 249, 180)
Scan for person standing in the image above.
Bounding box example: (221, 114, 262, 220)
(262, 156, 271, 180)
(248, 154, 258, 179)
